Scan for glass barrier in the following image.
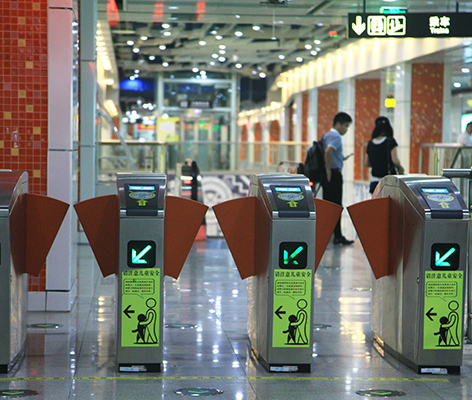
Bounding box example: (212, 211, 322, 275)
(96, 140, 311, 176)
(419, 143, 472, 175)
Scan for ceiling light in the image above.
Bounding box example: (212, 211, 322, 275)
(305, 44, 312, 50)
(210, 30, 217, 35)
(130, 76, 136, 81)
(252, 70, 257, 75)
(259, 72, 266, 78)
(219, 45, 226, 50)
(215, 35, 223, 40)
(168, 7, 178, 10)
(163, 31, 172, 37)
(315, 47, 321, 51)
(210, 61, 216, 66)
(106, 79, 114, 85)
(192, 67, 199, 73)
(162, 24, 171, 29)
(253, 25, 261, 31)
(235, 31, 243, 37)
(212, 53, 219, 59)
(311, 51, 318, 56)
(453, 82, 461, 88)
(134, 69, 140, 74)
(314, 40, 321, 45)
(296, 57, 303, 62)
(199, 40, 207, 46)
(133, 48, 140, 53)
(462, 68, 470, 73)
(235, 63, 242, 69)
(278, 54, 285, 60)
(218, 57, 226, 63)
(149, 56, 156, 61)
(219, 50, 226, 55)
(159, 45, 167, 51)
(163, 62, 169, 67)
(235, 15, 241, 19)
(127, 40, 134, 46)
(200, 70, 206, 75)
(141, 36, 148, 41)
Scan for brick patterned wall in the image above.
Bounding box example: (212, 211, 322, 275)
(0, 1, 48, 292)
(411, 63, 444, 173)
(355, 79, 381, 180)
(0, 1, 48, 195)
(317, 89, 338, 139)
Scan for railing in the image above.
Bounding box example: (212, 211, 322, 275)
(419, 143, 472, 175)
(97, 140, 311, 176)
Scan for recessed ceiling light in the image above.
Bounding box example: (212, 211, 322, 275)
(218, 56, 226, 63)
(253, 25, 261, 31)
(130, 76, 136, 81)
(235, 63, 242, 69)
(149, 56, 156, 61)
(163, 31, 172, 37)
(159, 45, 167, 51)
(259, 72, 266, 78)
(169, 7, 178, 10)
(311, 51, 318, 56)
(192, 67, 199, 73)
(461, 67, 470, 73)
(453, 82, 461, 88)
(235, 14, 241, 19)
(162, 23, 171, 29)
(127, 40, 134, 46)
(133, 48, 140, 53)
(278, 54, 285, 60)
(212, 53, 219, 59)
(134, 69, 140, 73)
(252, 70, 257, 75)
(314, 40, 321, 45)
(305, 44, 312, 50)
(210, 61, 216, 66)
(235, 31, 243, 37)
(219, 45, 226, 50)
(141, 36, 148, 41)
(199, 40, 207, 46)
(219, 50, 226, 55)
(296, 57, 303, 62)
(215, 35, 223, 40)
(210, 30, 217, 35)
(163, 62, 169, 67)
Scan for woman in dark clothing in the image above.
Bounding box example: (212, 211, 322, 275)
(365, 116, 405, 194)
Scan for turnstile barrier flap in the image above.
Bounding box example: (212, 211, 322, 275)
(213, 196, 271, 280)
(347, 197, 392, 279)
(313, 198, 343, 271)
(74, 195, 120, 277)
(10, 193, 69, 276)
(164, 196, 208, 279)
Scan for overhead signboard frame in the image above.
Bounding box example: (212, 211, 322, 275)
(348, 13, 472, 39)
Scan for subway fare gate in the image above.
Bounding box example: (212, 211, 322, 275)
(348, 175, 469, 374)
(74, 173, 207, 372)
(214, 174, 341, 372)
(0, 171, 68, 372)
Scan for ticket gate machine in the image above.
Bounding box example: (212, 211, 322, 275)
(74, 173, 208, 372)
(348, 175, 469, 374)
(214, 173, 341, 372)
(0, 171, 68, 372)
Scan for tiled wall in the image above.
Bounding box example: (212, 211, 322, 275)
(411, 63, 444, 173)
(0, 1, 48, 291)
(317, 89, 339, 139)
(254, 122, 262, 162)
(240, 125, 247, 161)
(355, 79, 381, 180)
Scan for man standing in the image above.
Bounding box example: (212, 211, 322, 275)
(457, 122, 472, 146)
(321, 112, 354, 245)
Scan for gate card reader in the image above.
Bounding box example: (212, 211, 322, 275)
(74, 173, 208, 372)
(213, 173, 342, 372)
(348, 175, 468, 374)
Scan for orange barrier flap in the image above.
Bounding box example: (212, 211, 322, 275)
(213, 197, 258, 280)
(9, 193, 27, 274)
(347, 197, 391, 279)
(313, 198, 343, 271)
(74, 195, 119, 277)
(24, 194, 69, 276)
(164, 196, 208, 279)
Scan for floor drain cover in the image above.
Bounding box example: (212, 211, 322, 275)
(313, 324, 332, 330)
(0, 390, 39, 398)
(165, 324, 197, 329)
(28, 324, 63, 329)
(174, 388, 223, 396)
(356, 389, 406, 397)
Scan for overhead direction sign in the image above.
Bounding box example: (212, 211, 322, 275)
(348, 13, 472, 38)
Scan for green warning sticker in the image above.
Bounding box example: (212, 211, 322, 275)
(272, 270, 312, 348)
(121, 269, 160, 348)
(423, 271, 463, 350)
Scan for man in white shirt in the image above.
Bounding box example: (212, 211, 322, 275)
(457, 122, 472, 146)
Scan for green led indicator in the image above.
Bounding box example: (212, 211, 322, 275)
(435, 247, 455, 267)
(128, 241, 156, 268)
(279, 242, 307, 269)
(283, 246, 304, 265)
(431, 243, 460, 271)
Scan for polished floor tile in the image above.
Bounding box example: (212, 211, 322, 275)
(1, 239, 471, 399)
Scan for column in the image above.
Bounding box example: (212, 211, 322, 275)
(394, 62, 412, 173)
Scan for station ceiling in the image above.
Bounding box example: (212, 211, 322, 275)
(97, 0, 472, 90)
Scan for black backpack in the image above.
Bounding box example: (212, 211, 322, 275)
(304, 138, 326, 183)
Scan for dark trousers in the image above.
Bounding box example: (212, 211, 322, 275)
(321, 169, 343, 239)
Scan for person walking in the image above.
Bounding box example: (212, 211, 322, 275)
(365, 116, 405, 194)
(321, 111, 354, 245)
(457, 121, 472, 146)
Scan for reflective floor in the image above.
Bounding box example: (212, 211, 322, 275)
(2, 239, 472, 399)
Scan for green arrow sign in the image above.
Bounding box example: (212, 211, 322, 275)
(132, 245, 152, 264)
(284, 246, 303, 265)
(279, 242, 307, 269)
(435, 247, 455, 267)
